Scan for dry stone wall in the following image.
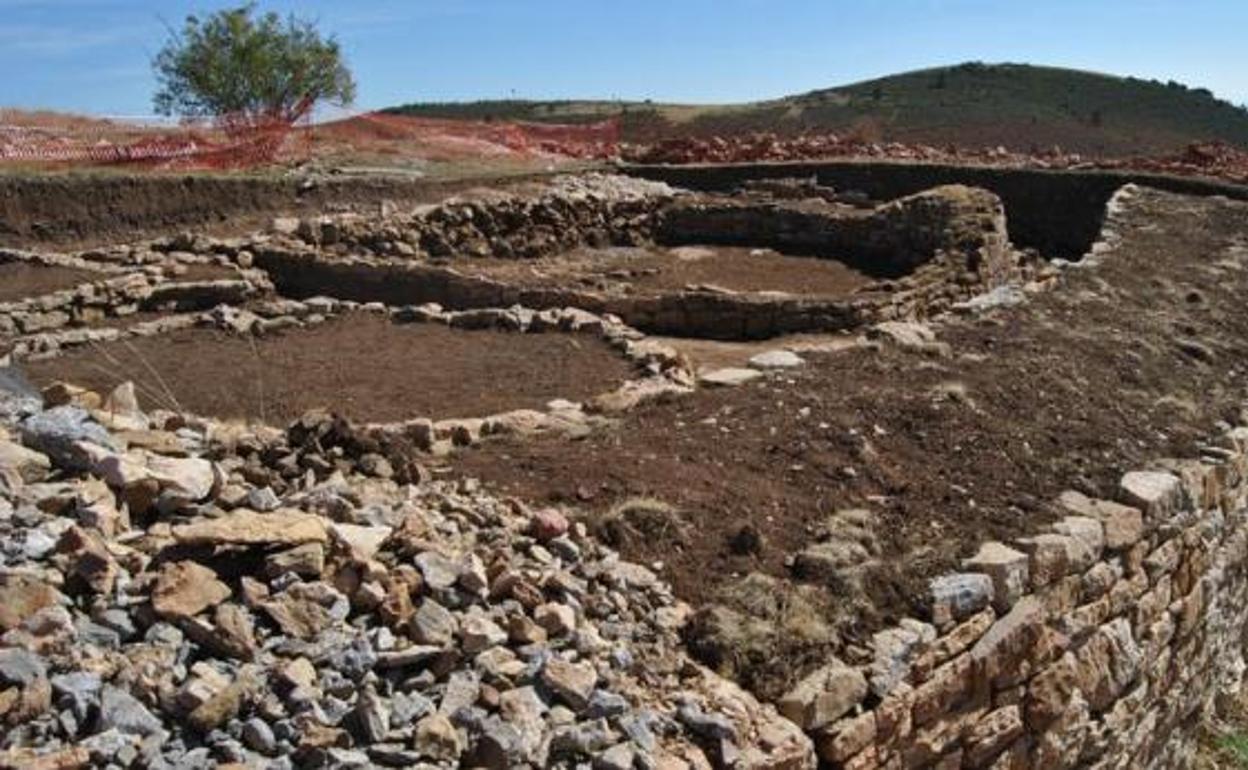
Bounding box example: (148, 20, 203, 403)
(783, 434, 1248, 770)
(658, 185, 1016, 285)
(274, 174, 676, 261)
(767, 187, 1248, 769)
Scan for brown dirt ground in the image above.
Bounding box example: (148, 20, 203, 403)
(0, 262, 97, 301)
(444, 245, 878, 297)
(22, 313, 636, 423)
(451, 187, 1248, 694)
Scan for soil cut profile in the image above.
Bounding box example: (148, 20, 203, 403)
(0, 262, 96, 302)
(23, 313, 636, 423)
(448, 245, 878, 297)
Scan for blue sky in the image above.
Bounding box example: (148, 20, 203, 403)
(1, 0, 1246, 117)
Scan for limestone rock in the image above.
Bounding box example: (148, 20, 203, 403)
(777, 663, 868, 731)
(151, 561, 231, 619)
(172, 508, 328, 547)
(1119, 471, 1182, 519)
(541, 658, 599, 712)
(699, 367, 764, 387)
(748, 350, 804, 369)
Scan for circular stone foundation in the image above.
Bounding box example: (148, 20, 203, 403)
(22, 312, 639, 424)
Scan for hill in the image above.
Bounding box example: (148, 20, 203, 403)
(386, 63, 1248, 157)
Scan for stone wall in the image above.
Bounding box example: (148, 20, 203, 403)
(761, 190, 1248, 769)
(627, 161, 1248, 259)
(272, 174, 676, 261)
(253, 248, 869, 341)
(254, 184, 1020, 341)
(659, 185, 1013, 282)
(780, 443, 1248, 769)
(0, 249, 268, 343)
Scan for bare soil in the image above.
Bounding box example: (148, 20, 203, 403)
(446, 245, 878, 297)
(0, 172, 558, 250)
(0, 262, 96, 301)
(22, 314, 635, 423)
(451, 188, 1248, 691)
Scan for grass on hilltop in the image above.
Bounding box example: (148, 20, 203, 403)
(387, 62, 1248, 157)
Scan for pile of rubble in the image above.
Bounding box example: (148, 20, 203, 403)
(0, 372, 812, 769)
(266, 174, 680, 261)
(624, 133, 1248, 187)
(1101, 140, 1248, 185)
(621, 133, 1068, 167)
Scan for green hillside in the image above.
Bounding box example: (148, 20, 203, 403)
(386, 63, 1248, 157)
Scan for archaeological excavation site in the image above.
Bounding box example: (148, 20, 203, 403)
(4, 158, 1248, 770)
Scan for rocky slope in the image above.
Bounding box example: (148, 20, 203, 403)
(0, 376, 812, 768)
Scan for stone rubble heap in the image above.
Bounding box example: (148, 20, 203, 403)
(0, 375, 812, 769)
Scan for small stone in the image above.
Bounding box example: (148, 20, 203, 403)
(540, 658, 598, 712)
(929, 573, 993, 627)
(51, 671, 102, 721)
(0, 576, 59, 632)
(20, 406, 116, 470)
(457, 553, 489, 595)
(400, 593, 453, 641)
(263, 543, 325, 579)
(414, 713, 462, 761)
(473, 716, 525, 768)
(1119, 471, 1182, 519)
(353, 687, 390, 743)
(246, 486, 281, 511)
(508, 614, 548, 645)
(748, 350, 804, 369)
(99, 685, 163, 737)
(699, 367, 764, 387)
(172, 509, 328, 547)
(535, 602, 577, 637)
(595, 742, 636, 770)
(277, 658, 318, 692)
(0, 648, 46, 686)
(677, 703, 737, 741)
(499, 686, 546, 758)
(529, 508, 570, 541)
(777, 663, 868, 731)
(587, 690, 630, 719)
(962, 542, 1029, 611)
(242, 717, 277, 755)
(461, 614, 507, 653)
(0, 437, 50, 482)
(414, 552, 458, 591)
(1057, 491, 1144, 550)
(439, 671, 480, 716)
(152, 561, 231, 619)
(56, 526, 119, 594)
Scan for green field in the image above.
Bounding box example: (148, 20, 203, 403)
(387, 62, 1248, 157)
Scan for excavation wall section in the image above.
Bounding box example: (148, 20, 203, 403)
(627, 161, 1248, 258)
(0, 172, 556, 248)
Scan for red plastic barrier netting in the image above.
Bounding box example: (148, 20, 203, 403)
(0, 108, 620, 169)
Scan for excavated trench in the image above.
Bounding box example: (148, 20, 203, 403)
(255, 181, 1019, 341)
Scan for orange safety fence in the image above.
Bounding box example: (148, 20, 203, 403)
(0, 107, 620, 170)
